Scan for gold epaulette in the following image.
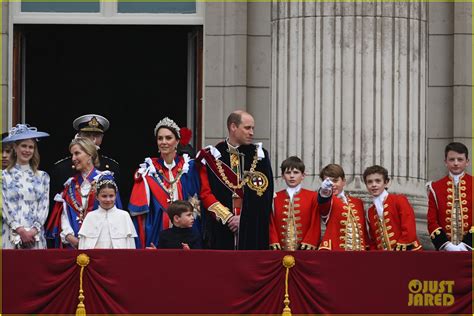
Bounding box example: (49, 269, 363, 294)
(208, 202, 233, 224)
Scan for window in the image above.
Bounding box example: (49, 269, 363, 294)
(21, 1, 100, 13)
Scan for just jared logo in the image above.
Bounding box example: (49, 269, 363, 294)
(408, 279, 455, 307)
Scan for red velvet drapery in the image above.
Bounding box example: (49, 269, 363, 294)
(2, 250, 472, 314)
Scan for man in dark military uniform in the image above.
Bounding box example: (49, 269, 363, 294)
(48, 114, 121, 203)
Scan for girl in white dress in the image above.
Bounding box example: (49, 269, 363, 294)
(2, 124, 50, 249)
(78, 175, 137, 249)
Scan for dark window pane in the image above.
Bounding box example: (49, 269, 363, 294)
(21, 1, 100, 13)
(118, 1, 196, 14)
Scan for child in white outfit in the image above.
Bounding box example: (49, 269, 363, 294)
(78, 175, 137, 249)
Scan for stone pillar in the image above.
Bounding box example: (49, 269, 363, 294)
(1, 1, 9, 132)
(427, 2, 472, 180)
(452, 3, 472, 154)
(204, 2, 248, 145)
(271, 2, 429, 245)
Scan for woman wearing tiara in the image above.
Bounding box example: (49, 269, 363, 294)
(2, 124, 50, 249)
(129, 117, 202, 248)
(45, 137, 123, 248)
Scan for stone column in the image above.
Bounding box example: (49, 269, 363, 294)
(203, 2, 272, 148)
(271, 2, 429, 245)
(204, 2, 248, 145)
(452, 3, 472, 154)
(1, 1, 9, 132)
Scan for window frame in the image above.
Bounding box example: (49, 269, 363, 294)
(11, 0, 204, 25)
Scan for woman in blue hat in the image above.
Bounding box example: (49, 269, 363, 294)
(45, 137, 123, 248)
(2, 124, 50, 249)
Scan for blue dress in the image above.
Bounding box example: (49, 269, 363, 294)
(2, 164, 50, 249)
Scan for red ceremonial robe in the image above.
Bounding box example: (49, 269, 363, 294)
(269, 188, 320, 250)
(319, 194, 369, 251)
(427, 174, 473, 250)
(366, 194, 422, 251)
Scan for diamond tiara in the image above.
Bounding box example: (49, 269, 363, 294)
(153, 117, 181, 138)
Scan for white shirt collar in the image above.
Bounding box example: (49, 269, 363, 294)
(225, 139, 265, 160)
(286, 184, 302, 201)
(373, 190, 389, 217)
(17, 163, 31, 171)
(337, 190, 348, 204)
(97, 206, 117, 214)
(226, 139, 240, 150)
(449, 171, 464, 185)
(164, 159, 176, 170)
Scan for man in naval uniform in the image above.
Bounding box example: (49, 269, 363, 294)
(48, 114, 121, 203)
(197, 110, 274, 250)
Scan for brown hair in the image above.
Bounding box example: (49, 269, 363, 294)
(167, 200, 193, 225)
(319, 164, 345, 181)
(280, 156, 305, 174)
(156, 126, 180, 141)
(363, 165, 390, 183)
(7, 139, 40, 173)
(226, 111, 243, 131)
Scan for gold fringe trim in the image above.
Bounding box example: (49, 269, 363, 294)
(282, 255, 295, 316)
(76, 253, 90, 316)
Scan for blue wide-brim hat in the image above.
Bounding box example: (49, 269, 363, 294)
(2, 124, 49, 143)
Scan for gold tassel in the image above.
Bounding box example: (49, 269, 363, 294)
(76, 253, 90, 316)
(281, 255, 295, 316)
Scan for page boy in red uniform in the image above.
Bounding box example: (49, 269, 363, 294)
(364, 165, 422, 251)
(317, 164, 369, 251)
(269, 156, 320, 250)
(427, 142, 472, 251)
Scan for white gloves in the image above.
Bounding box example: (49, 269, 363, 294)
(321, 178, 333, 190)
(443, 242, 468, 251)
(319, 179, 333, 198)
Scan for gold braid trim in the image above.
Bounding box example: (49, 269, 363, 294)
(208, 202, 233, 224)
(318, 240, 332, 251)
(215, 148, 259, 190)
(430, 227, 443, 239)
(395, 241, 422, 251)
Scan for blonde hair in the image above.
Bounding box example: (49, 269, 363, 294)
(7, 139, 41, 173)
(69, 137, 100, 167)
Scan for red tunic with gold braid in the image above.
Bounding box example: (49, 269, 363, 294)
(427, 174, 473, 250)
(318, 194, 369, 251)
(269, 188, 320, 250)
(366, 194, 422, 251)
